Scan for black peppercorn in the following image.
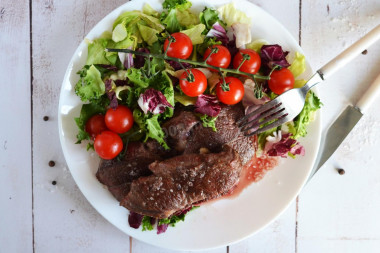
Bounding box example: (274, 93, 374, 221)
(52, 181, 57, 185)
(48, 160, 55, 167)
(337, 168, 345, 175)
(43, 116, 49, 121)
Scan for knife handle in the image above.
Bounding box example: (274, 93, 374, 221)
(356, 73, 380, 114)
(318, 24, 380, 79)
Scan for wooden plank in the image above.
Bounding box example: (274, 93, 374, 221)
(31, 0, 131, 252)
(298, 0, 380, 252)
(0, 0, 33, 252)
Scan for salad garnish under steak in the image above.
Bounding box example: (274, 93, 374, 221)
(74, 0, 322, 234)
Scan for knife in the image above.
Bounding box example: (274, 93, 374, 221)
(310, 72, 380, 177)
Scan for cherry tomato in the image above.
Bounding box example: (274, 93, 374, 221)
(268, 68, 295, 95)
(94, 131, 123, 160)
(163, 33, 193, 59)
(216, 76, 245, 105)
(105, 105, 133, 134)
(179, 69, 207, 97)
(233, 49, 261, 74)
(203, 45, 231, 71)
(85, 114, 108, 140)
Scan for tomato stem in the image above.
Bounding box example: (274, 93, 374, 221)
(218, 70, 230, 92)
(237, 53, 251, 71)
(254, 83, 263, 99)
(164, 32, 176, 57)
(268, 64, 281, 78)
(106, 48, 270, 80)
(203, 46, 219, 64)
(178, 61, 195, 82)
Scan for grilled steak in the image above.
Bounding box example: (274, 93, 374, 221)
(96, 103, 256, 217)
(96, 141, 164, 200)
(120, 146, 242, 219)
(183, 103, 255, 165)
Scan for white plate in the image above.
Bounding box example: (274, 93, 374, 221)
(58, 0, 321, 250)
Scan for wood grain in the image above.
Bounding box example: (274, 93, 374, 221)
(0, 0, 32, 252)
(31, 0, 130, 252)
(298, 0, 380, 252)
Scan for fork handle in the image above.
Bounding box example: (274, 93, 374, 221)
(356, 72, 380, 114)
(318, 24, 380, 79)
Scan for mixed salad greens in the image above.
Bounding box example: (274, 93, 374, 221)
(74, 0, 322, 233)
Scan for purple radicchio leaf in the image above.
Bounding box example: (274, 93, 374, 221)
(157, 223, 169, 234)
(114, 79, 129, 87)
(105, 79, 118, 109)
(118, 47, 134, 70)
(260, 44, 290, 72)
(138, 88, 174, 115)
(134, 48, 150, 69)
(167, 60, 192, 71)
(194, 94, 221, 117)
(226, 38, 239, 67)
(97, 64, 118, 72)
(266, 133, 305, 158)
(128, 212, 144, 229)
(206, 22, 229, 45)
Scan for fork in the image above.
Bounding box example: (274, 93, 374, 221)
(238, 24, 380, 136)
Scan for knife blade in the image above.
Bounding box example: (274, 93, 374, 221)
(310, 72, 380, 178)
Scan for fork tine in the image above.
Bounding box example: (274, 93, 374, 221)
(240, 107, 286, 132)
(236, 99, 282, 126)
(244, 114, 289, 137)
(239, 104, 284, 129)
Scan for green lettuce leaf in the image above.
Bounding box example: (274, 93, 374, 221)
(287, 91, 322, 139)
(142, 3, 159, 18)
(75, 65, 105, 102)
(257, 126, 280, 153)
(141, 216, 154, 231)
(112, 23, 128, 42)
(217, 3, 251, 27)
(246, 39, 268, 53)
(177, 9, 199, 27)
(160, 0, 194, 33)
(140, 13, 165, 32)
(126, 68, 150, 88)
(137, 23, 159, 45)
(161, 9, 182, 33)
(199, 7, 221, 30)
(74, 103, 106, 143)
(294, 79, 307, 88)
(133, 109, 169, 149)
(86, 38, 114, 65)
(197, 37, 221, 55)
(174, 94, 197, 106)
(162, 0, 192, 10)
(146, 115, 169, 149)
(288, 52, 306, 78)
(113, 10, 141, 30)
(149, 71, 175, 119)
(180, 24, 205, 44)
(199, 114, 217, 132)
(158, 206, 199, 227)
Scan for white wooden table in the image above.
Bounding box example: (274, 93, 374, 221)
(1, 0, 380, 252)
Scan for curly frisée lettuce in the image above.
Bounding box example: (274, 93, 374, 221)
(75, 65, 105, 102)
(287, 91, 322, 139)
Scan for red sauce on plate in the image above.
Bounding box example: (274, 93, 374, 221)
(225, 155, 279, 198)
(200, 154, 279, 206)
